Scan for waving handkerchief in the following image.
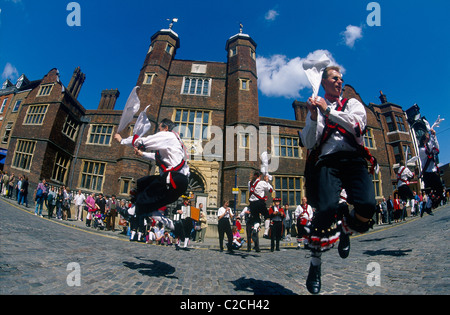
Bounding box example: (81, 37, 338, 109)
(302, 54, 331, 98)
(431, 115, 445, 130)
(118, 86, 141, 133)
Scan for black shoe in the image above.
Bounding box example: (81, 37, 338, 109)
(338, 232, 350, 259)
(306, 263, 321, 295)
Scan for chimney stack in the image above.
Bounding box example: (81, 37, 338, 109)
(379, 90, 387, 104)
(67, 67, 86, 99)
(98, 89, 120, 110)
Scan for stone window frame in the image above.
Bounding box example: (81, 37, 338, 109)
(37, 84, 54, 97)
(11, 139, 36, 172)
(23, 104, 48, 126)
(86, 124, 114, 146)
(78, 160, 106, 192)
(51, 152, 71, 185)
(274, 176, 304, 207)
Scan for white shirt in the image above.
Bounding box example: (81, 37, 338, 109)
(397, 166, 414, 187)
(74, 193, 86, 206)
(419, 134, 440, 173)
(121, 131, 190, 177)
(218, 207, 234, 219)
(248, 179, 274, 202)
(301, 98, 366, 158)
(295, 204, 313, 221)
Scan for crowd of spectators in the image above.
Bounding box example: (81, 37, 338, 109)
(2, 170, 448, 249)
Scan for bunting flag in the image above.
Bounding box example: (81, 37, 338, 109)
(117, 86, 141, 133)
(302, 54, 331, 98)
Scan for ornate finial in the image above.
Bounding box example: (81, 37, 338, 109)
(167, 18, 178, 30)
(239, 22, 243, 34)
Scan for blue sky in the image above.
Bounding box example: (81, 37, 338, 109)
(1, 0, 449, 164)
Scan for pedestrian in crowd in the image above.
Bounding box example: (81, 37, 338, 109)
(380, 197, 388, 224)
(282, 203, 291, 240)
(7, 173, 15, 199)
(2, 171, 9, 196)
(85, 192, 97, 227)
(62, 187, 72, 220)
(412, 191, 420, 216)
(34, 179, 47, 217)
(393, 193, 401, 223)
(217, 199, 234, 253)
(15, 175, 22, 201)
(106, 194, 118, 231)
(231, 225, 244, 249)
(376, 200, 383, 225)
(117, 199, 130, 234)
(55, 187, 64, 220)
(47, 186, 57, 219)
(196, 206, 208, 243)
(421, 192, 433, 217)
(386, 195, 393, 224)
(95, 193, 106, 215)
(160, 230, 172, 246)
(73, 190, 86, 221)
(18, 175, 29, 207)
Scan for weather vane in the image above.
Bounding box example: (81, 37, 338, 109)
(167, 18, 178, 30)
(239, 22, 243, 34)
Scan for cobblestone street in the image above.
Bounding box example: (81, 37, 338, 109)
(1, 197, 449, 296)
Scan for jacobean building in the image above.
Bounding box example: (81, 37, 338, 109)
(2, 25, 421, 212)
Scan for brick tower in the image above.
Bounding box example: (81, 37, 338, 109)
(135, 26, 180, 132)
(222, 29, 260, 204)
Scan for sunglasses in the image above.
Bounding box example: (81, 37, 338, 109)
(330, 76, 344, 82)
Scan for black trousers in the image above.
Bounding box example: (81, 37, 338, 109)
(398, 184, 414, 202)
(249, 199, 269, 220)
(423, 172, 443, 196)
(246, 216, 261, 251)
(135, 172, 188, 215)
(270, 221, 283, 250)
(218, 217, 233, 251)
(306, 152, 376, 230)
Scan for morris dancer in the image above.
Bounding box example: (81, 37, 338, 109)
(247, 171, 273, 252)
(397, 160, 415, 204)
(114, 118, 189, 231)
(294, 196, 314, 249)
(268, 197, 285, 251)
(300, 66, 376, 294)
(419, 129, 443, 208)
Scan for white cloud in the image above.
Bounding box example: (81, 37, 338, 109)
(2, 63, 19, 81)
(341, 25, 363, 48)
(265, 9, 279, 21)
(256, 50, 344, 99)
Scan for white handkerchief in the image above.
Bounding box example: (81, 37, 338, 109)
(302, 54, 331, 98)
(118, 86, 141, 133)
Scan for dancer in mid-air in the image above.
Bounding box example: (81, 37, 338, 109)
(114, 118, 189, 231)
(301, 66, 377, 294)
